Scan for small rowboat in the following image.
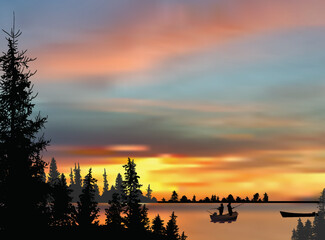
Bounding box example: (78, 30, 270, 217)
(210, 211, 238, 223)
(280, 211, 317, 218)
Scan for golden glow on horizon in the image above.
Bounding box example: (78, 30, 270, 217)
(47, 153, 325, 201)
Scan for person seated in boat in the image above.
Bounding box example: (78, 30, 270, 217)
(227, 202, 234, 216)
(217, 203, 224, 215)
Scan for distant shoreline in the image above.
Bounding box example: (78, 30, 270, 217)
(156, 201, 319, 204)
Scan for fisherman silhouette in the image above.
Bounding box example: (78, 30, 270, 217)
(217, 203, 224, 215)
(227, 203, 234, 216)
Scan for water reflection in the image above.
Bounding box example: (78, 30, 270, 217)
(96, 203, 317, 240)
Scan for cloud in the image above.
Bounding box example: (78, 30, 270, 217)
(47, 144, 149, 157)
(29, 0, 325, 82)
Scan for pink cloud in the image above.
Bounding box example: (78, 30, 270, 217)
(32, 1, 325, 82)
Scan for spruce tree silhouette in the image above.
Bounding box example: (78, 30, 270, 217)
(152, 214, 165, 237)
(50, 174, 75, 227)
(123, 158, 150, 232)
(70, 163, 82, 202)
(48, 157, 60, 185)
(102, 168, 109, 196)
(105, 192, 125, 231)
(295, 218, 305, 240)
(165, 211, 180, 240)
(73, 168, 99, 227)
(170, 190, 178, 202)
(146, 184, 153, 200)
(180, 231, 188, 240)
(115, 172, 125, 200)
(0, 18, 50, 231)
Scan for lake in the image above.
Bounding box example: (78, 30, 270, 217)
(97, 203, 317, 240)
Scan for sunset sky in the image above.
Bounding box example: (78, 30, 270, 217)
(2, 0, 325, 200)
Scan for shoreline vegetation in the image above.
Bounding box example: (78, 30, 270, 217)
(157, 201, 319, 204)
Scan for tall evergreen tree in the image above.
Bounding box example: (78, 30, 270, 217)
(292, 229, 297, 240)
(70, 163, 82, 202)
(105, 192, 125, 230)
(170, 190, 178, 202)
(50, 174, 75, 227)
(123, 158, 149, 232)
(152, 214, 165, 236)
(103, 168, 109, 195)
(69, 168, 74, 186)
(115, 173, 125, 199)
(74, 163, 82, 188)
(0, 20, 50, 230)
(295, 218, 305, 240)
(180, 231, 188, 240)
(304, 219, 312, 240)
(146, 184, 153, 199)
(73, 168, 99, 227)
(166, 211, 180, 240)
(48, 157, 60, 185)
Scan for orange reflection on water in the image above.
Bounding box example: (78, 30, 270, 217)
(96, 203, 317, 240)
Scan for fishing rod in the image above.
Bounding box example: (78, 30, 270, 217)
(233, 203, 245, 209)
(210, 202, 246, 210)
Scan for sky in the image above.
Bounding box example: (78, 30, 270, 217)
(1, 0, 325, 200)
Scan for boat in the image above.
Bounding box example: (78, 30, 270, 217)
(280, 211, 317, 218)
(210, 211, 238, 223)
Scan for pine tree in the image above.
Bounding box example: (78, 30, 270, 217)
(296, 218, 305, 240)
(146, 184, 153, 199)
(170, 190, 178, 202)
(292, 229, 297, 240)
(50, 174, 75, 227)
(180, 231, 188, 240)
(103, 168, 109, 195)
(69, 168, 74, 186)
(304, 219, 312, 240)
(0, 19, 50, 230)
(152, 214, 165, 236)
(48, 157, 60, 185)
(74, 163, 82, 188)
(105, 192, 125, 230)
(73, 168, 99, 227)
(70, 163, 82, 202)
(115, 173, 125, 199)
(123, 158, 149, 232)
(166, 211, 180, 240)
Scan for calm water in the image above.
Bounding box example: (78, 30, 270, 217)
(97, 203, 317, 240)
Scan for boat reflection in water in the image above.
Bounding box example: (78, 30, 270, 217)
(210, 211, 239, 223)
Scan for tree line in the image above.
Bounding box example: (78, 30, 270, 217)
(0, 23, 187, 239)
(162, 191, 269, 203)
(49, 157, 187, 239)
(48, 158, 157, 203)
